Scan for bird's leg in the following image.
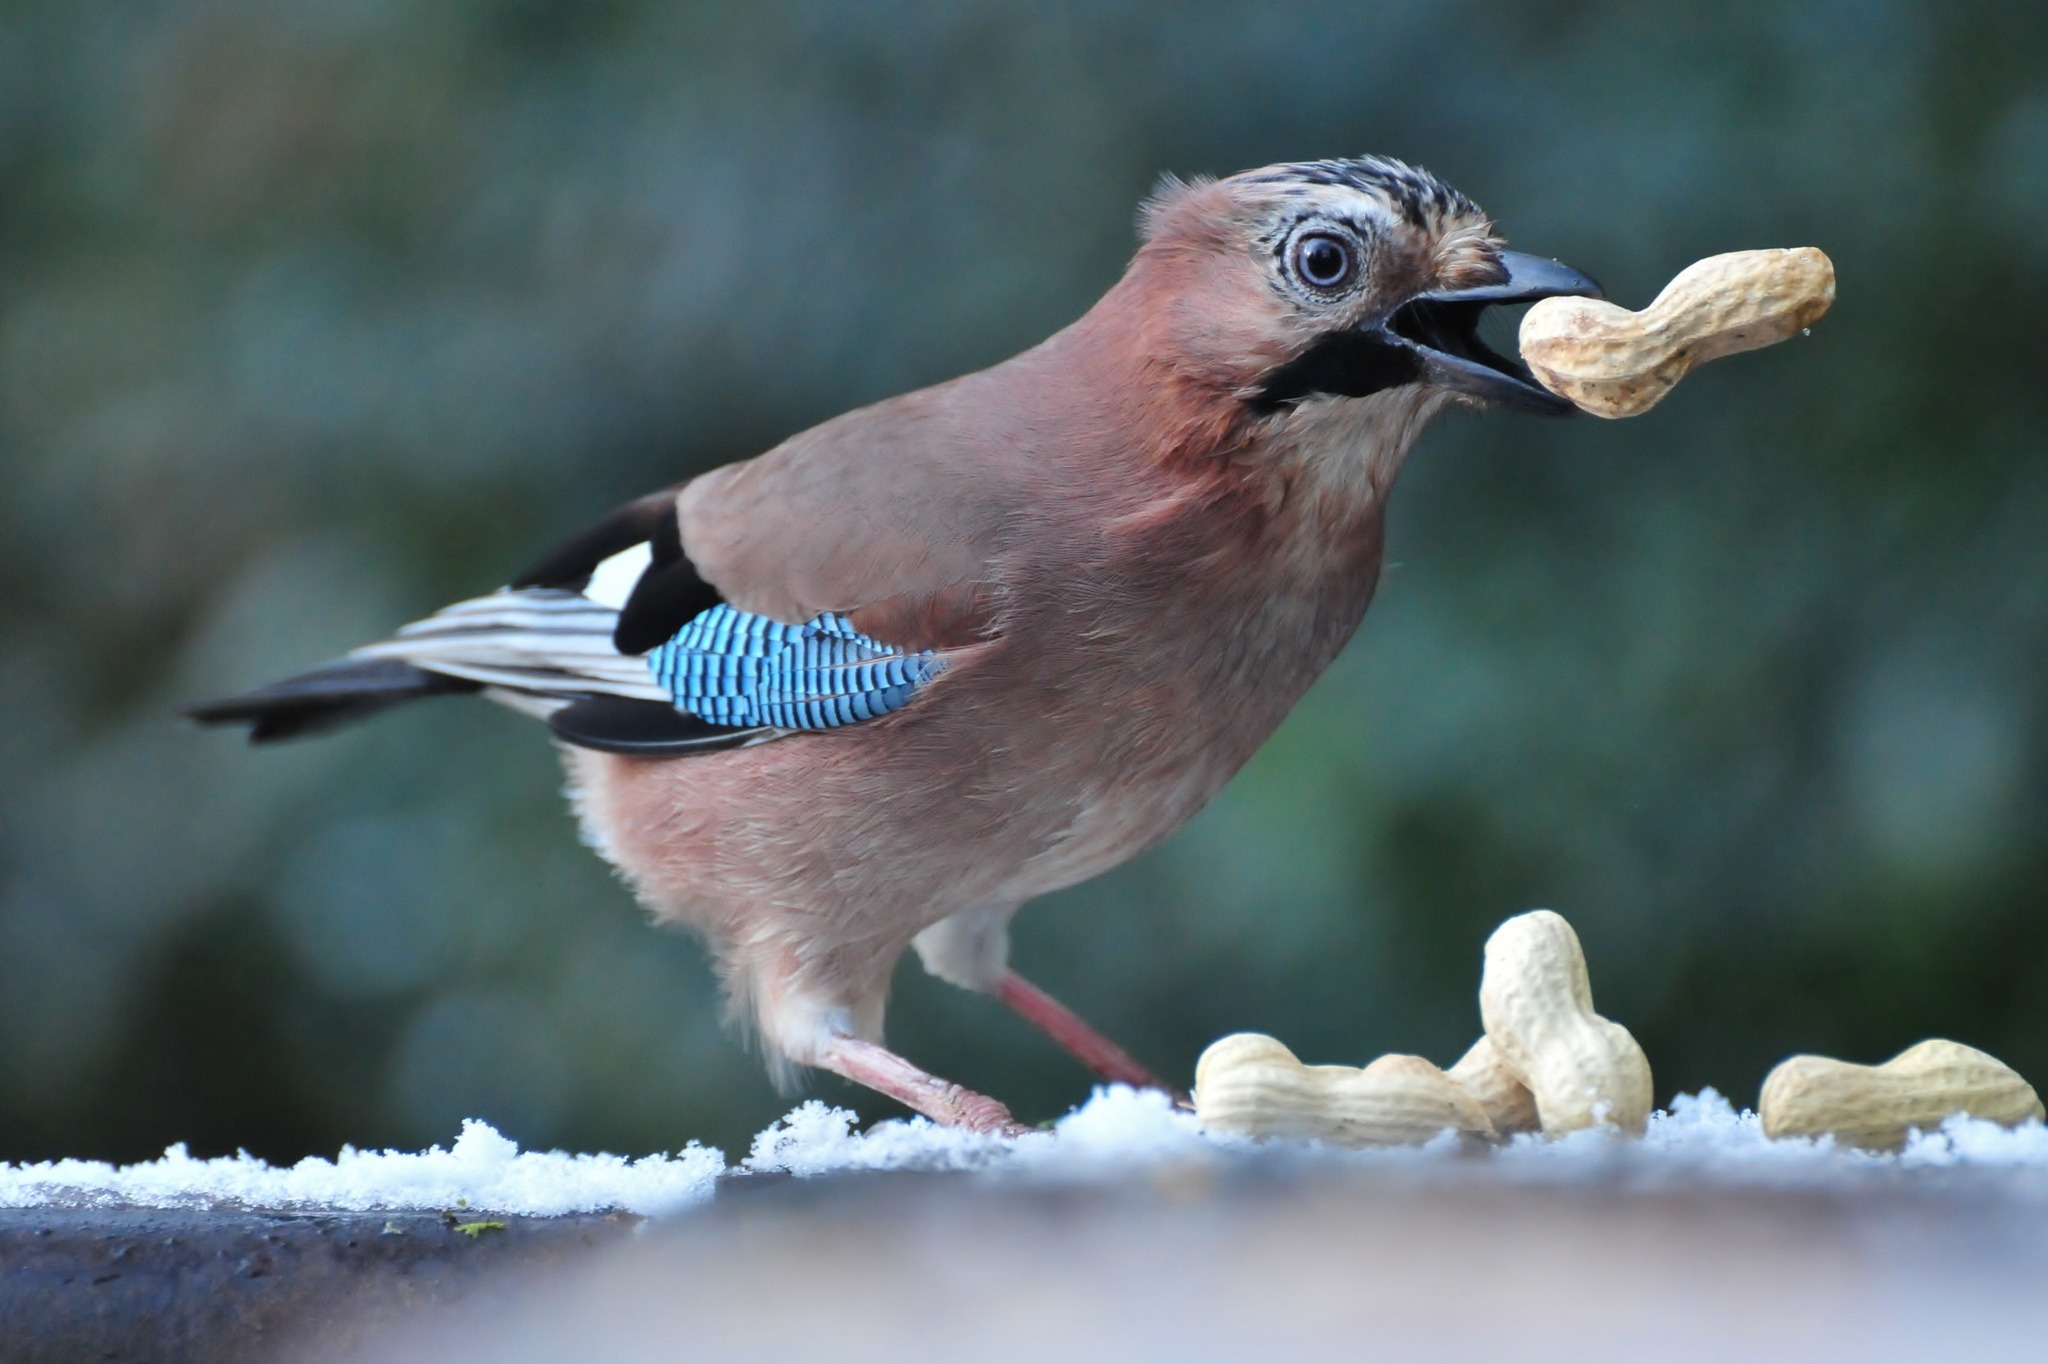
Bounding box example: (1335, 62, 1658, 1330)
(996, 970, 1187, 1104)
(911, 907, 1186, 1103)
(814, 1033, 1030, 1136)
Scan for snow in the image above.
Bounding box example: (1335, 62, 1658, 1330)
(6, 1085, 2048, 1217)
(0, 1118, 726, 1218)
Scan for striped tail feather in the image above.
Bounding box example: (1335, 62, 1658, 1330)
(188, 585, 674, 744)
(348, 588, 671, 707)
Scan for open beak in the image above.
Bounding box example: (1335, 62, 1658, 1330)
(1248, 251, 1604, 415)
(1386, 251, 1605, 415)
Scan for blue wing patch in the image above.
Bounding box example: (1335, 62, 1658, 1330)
(647, 605, 942, 730)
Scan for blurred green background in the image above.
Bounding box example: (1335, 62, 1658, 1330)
(2, 0, 2045, 1163)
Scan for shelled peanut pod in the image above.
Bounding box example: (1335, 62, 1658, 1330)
(1478, 910, 1653, 1137)
(1193, 1034, 1496, 1148)
(1518, 247, 1835, 418)
(1759, 1039, 2044, 1152)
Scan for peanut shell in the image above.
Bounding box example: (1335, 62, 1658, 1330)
(1759, 1039, 2044, 1152)
(1448, 1035, 1542, 1137)
(1193, 1033, 1496, 1148)
(1519, 247, 1835, 418)
(1479, 910, 1653, 1136)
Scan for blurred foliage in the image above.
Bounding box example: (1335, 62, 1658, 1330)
(2, 0, 2046, 1163)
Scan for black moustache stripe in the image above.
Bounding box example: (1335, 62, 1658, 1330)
(1246, 330, 1424, 412)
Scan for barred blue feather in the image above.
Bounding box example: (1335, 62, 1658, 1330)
(647, 605, 941, 730)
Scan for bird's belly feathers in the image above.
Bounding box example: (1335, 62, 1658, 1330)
(991, 575, 1384, 898)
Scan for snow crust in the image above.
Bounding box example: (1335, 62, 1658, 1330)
(0, 1119, 725, 1218)
(7, 1086, 2048, 1217)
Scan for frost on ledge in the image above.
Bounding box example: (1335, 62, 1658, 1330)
(5, 1086, 2048, 1217)
(0, 1119, 726, 1218)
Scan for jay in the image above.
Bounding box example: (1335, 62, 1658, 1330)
(192, 156, 1600, 1133)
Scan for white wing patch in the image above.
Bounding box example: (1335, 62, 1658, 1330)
(583, 541, 653, 611)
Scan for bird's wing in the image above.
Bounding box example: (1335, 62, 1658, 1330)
(328, 385, 1030, 754)
(187, 520, 769, 752)
(344, 442, 969, 754)
(673, 385, 1030, 652)
(305, 491, 759, 754)
(194, 306, 1094, 755)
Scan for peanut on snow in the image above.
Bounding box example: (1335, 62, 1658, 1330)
(1479, 910, 1653, 1137)
(1448, 1035, 1542, 1138)
(1518, 247, 1836, 418)
(1194, 1034, 1496, 1147)
(1759, 1039, 2045, 1152)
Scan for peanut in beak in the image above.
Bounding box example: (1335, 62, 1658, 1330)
(1518, 247, 1836, 418)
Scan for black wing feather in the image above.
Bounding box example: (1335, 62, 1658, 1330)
(547, 695, 766, 755)
(185, 658, 481, 743)
(511, 487, 683, 591)
(612, 507, 724, 655)
(512, 486, 725, 655)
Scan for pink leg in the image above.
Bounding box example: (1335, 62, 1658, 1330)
(815, 1034, 1030, 1136)
(997, 971, 1186, 1103)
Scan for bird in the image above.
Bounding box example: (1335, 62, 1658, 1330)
(190, 155, 1600, 1134)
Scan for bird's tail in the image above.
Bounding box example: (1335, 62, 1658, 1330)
(187, 586, 669, 743)
(183, 656, 483, 743)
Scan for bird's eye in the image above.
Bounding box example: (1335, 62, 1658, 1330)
(1291, 232, 1357, 291)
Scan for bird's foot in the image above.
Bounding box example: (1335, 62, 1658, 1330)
(815, 1034, 1031, 1137)
(997, 970, 1189, 1106)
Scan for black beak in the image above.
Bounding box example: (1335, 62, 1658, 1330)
(1248, 250, 1604, 416)
(1392, 251, 1604, 414)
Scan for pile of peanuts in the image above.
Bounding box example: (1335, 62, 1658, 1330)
(1193, 908, 2045, 1152)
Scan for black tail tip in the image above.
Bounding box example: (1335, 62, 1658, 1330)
(185, 658, 480, 743)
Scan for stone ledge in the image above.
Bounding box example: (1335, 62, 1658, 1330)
(0, 1205, 640, 1364)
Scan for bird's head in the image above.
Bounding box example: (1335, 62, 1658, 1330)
(1129, 155, 1600, 420)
